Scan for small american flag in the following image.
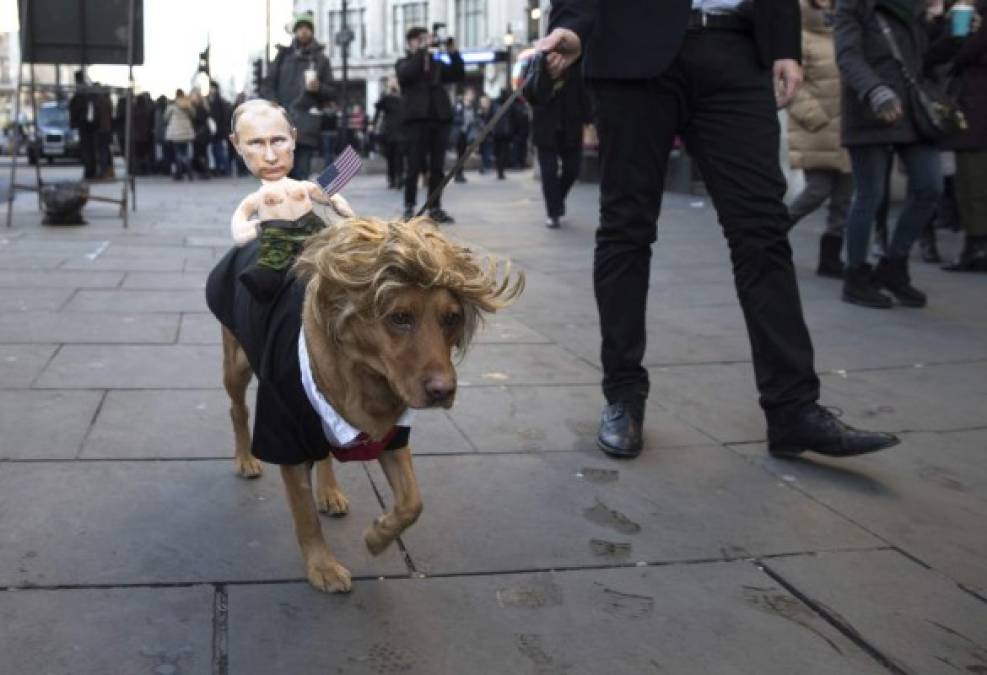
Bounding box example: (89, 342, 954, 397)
(316, 145, 362, 197)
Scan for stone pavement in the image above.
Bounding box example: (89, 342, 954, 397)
(0, 167, 985, 675)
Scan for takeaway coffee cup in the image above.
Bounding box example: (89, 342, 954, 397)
(304, 68, 317, 88)
(951, 3, 974, 37)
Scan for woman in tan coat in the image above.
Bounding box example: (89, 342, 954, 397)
(787, 0, 852, 278)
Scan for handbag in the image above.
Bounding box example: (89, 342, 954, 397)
(875, 12, 967, 142)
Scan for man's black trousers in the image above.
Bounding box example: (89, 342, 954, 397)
(537, 144, 582, 218)
(591, 29, 819, 425)
(404, 121, 450, 209)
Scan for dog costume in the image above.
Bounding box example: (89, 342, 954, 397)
(206, 226, 411, 464)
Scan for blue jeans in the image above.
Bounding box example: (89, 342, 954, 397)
(845, 144, 942, 267)
(210, 138, 229, 175)
(289, 145, 315, 180)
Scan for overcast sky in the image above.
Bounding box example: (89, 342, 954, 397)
(1, 0, 295, 97)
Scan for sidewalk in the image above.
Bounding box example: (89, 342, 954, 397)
(0, 167, 985, 674)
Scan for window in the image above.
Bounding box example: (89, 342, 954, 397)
(392, 2, 428, 53)
(455, 0, 485, 49)
(326, 7, 367, 60)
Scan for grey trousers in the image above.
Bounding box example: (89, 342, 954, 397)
(788, 168, 853, 236)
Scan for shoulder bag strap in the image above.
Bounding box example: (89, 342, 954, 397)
(875, 12, 921, 91)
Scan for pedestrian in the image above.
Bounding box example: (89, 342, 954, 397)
(153, 95, 172, 175)
(189, 90, 212, 180)
(477, 95, 495, 174)
(164, 89, 195, 181)
(396, 26, 465, 223)
(510, 98, 531, 169)
(450, 89, 480, 183)
(320, 100, 340, 166)
(786, 0, 853, 278)
(263, 10, 334, 180)
(491, 89, 514, 180)
(94, 85, 114, 180)
(943, 0, 987, 272)
(834, 0, 961, 308)
(68, 70, 98, 180)
(532, 68, 591, 228)
(232, 91, 249, 176)
(208, 81, 232, 176)
(131, 92, 155, 175)
(348, 104, 368, 155)
(535, 0, 900, 459)
(372, 78, 406, 189)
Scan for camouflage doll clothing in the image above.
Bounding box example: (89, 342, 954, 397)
(239, 211, 325, 301)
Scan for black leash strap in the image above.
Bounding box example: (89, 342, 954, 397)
(416, 66, 539, 218)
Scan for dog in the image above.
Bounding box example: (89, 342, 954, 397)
(206, 216, 523, 592)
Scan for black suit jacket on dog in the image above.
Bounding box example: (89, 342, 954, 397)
(206, 241, 409, 465)
(549, 0, 802, 80)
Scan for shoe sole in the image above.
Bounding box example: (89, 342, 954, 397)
(769, 435, 900, 459)
(841, 292, 892, 309)
(596, 437, 642, 459)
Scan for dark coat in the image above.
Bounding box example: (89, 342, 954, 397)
(548, 0, 801, 81)
(208, 93, 232, 139)
(372, 93, 404, 141)
(532, 71, 591, 150)
(395, 49, 465, 123)
(834, 0, 954, 146)
(263, 38, 335, 148)
(947, 0, 987, 151)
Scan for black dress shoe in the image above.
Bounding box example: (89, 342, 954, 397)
(597, 401, 644, 458)
(768, 405, 899, 458)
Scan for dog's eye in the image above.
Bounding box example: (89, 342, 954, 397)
(388, 312, 414, 329)
(440, 312, 462, 328)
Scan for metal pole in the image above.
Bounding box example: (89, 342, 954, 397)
(29, 62, 41, 210)
(5, 62, 23, 228)
(341, 0, 350, 151)
(122, 0, 136, 226)
(265, 0, 271, 72)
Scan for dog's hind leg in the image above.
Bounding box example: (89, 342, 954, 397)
(365, 446, 423, 556)
(281, 463, 353, 593)
(222, 326, 261, 478)
(315, 457, 350, 516)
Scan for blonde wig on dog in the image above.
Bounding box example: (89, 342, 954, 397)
(294, 217, 524, 351)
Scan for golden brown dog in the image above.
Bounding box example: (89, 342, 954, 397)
(214, 217, 522, 592)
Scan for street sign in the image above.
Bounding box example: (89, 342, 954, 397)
(335, 29, 355, 47)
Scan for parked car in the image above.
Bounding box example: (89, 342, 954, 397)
(28, 101, 80, 165)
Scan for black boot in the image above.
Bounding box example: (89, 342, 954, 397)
(597, 401, 644, 458)
(842, 264, 892, 309)
(943, 235, 987, 273)
(768, 405, 899, 458)
(919, 221, 941, 263)
(873, 257, 927, 307)
(816, 233, 845, 279)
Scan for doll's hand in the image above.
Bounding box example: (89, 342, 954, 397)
(232, 218, 260, 246)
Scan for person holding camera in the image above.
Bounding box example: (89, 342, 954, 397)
(396, 26, 465, 223)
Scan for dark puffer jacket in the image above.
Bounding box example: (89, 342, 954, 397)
(263, 38, 335, 148)
(395, 49, 465, 123)
(834, 0, 954, 146)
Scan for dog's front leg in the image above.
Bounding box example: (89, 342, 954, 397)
(280, 463, 353, 593)
(365, 447, 423, 556)
(315, 457, 350, 516)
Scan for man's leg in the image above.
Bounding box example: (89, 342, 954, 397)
(537, 146, 562, 218)
(403, 124, 425, 211)
(593, 79, 678, 409)
(788, 169, 834, 227)
(680, 35, 819, 425)
(558, 145, 583, 204)
(426, 122, 450, 210)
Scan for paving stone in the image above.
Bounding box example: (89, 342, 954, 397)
(64, 289, 209, 313)
(767, 549, 987, 674)
(381, 450, 878, 576)
(0, 287, 73, 311)
(0, 585, 213, 675)
(122, 271, 208, 290)
(0, 269, 123, 288)
(178, 312, 221, 344)
(0, 343, 57, 388)
(457, 344, 599, 387)
(0, 311, 179, 344)
(0, 460, 406, 586)
(448, 385, 709, 453)
(60, 255, 185, 272)
(0, 253, 67, 270)
(34, 344, 222, 389)
(407, 409, 475, 454)
(0, 390, 103, 459)
(732, 429, 987, 594)
(228, 563, 882, 675)
(473, 314, 551, 344)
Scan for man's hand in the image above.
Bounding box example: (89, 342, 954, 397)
(518, 28, 582, 79)
(773, 59, 803, 108)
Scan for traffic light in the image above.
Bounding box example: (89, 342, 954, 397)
(252, 59, 263, 96)
(198, 46, 210, 74)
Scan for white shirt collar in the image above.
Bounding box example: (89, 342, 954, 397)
(298, 329, 413, 448)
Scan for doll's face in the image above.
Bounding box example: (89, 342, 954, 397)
(230, 108, 297, 181)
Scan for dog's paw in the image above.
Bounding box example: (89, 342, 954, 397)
(305, 554, 352, 593)
(234, 455, 263, 479)
(364, 517, 395, 556)
(316, 487, 350, 517)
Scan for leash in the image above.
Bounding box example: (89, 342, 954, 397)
(416, 65, 539, 218)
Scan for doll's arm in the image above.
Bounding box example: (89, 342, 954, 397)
(307, 182, 355, 218)
(231, 192, 261, 246)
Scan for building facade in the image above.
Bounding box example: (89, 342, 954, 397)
(293, 0, 546, 111)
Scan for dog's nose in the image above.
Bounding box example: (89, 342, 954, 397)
(424, 376, 456, 403)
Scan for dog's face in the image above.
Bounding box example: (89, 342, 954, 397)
(365, 286, 464, 409)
